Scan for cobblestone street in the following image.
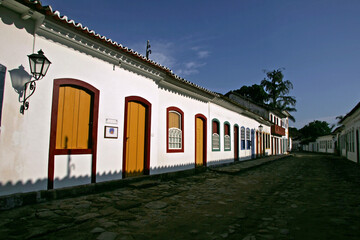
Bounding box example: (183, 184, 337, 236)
(1, 153, 360, 240)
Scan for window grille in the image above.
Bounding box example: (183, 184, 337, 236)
(246, 128, 251, 149)
(167, 109, 184, 152)
(213, 133, 220, 150)
(241, 127, 245, 150)
(168, 128, 182, 149)
(224, 135, 230, 150)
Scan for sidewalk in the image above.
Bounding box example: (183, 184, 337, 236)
(0, 154, 291, 210)
(210, 154, 292, 174)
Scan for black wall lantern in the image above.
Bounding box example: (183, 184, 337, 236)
(20, 49, 51, 114)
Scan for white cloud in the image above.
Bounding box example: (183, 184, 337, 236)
(128, 40, 176, 69)
(197, 50, 210, 59)
(191, 46, 210, 59)
(128, 38, 210, 77)
(148, 41, 176, 69)
(176, 61, 206, 76)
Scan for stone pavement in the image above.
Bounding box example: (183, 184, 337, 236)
(1, 153, 360, 240)
(0, 154, 289, 210)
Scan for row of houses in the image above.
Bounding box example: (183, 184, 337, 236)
(301, 102, 360, 164)
(0, 0, 291, 197)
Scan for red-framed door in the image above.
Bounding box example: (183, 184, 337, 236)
(234, 125, 239, 161)
(48, 78, 99, 189)
(122, 96, 151, 178)
(195, 114, 207, 167)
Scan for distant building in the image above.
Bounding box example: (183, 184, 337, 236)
(338, 102, 360, 163)
(301, 102, 359, 164)
(226, 91, 292, 155)
(316, 135, 335, 154)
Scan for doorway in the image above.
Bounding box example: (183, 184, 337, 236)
(234, 125, 239, 161)
(123, 96, 151, 177)
(195, 114, 207, 167)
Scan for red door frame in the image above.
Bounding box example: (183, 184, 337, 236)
(122, 96, 152, 178)
(195, 114, 207, 167)
(260, 132, 263, 156)
(256, 131, 259, 157)
(48, 79, 99, 189)
(234, 125, 239, 161)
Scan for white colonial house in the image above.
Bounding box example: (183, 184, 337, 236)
(301, 102, 359, 164)
(316, 135, 335, 154)
(0, 0, 287, 197)
(337, 102, 360, 163)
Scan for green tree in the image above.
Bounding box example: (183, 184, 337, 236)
(299, 120, 332, 144)
(227, 84, 269, 105)
(261, 69, 296, 120)
(289, 127, 301, 140)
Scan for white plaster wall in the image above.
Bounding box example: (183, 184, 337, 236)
(208, 103, 270, 162)
(208, 103, 242, 164)
(36, 31, 161, 183)
(0, 7, 161, 194)
(54, 155, 92, 189)
(316, 135, 334, 154)
(0, 7, 50, 195)
(341, 114, 360, 163)
(153, 87, 208, 174)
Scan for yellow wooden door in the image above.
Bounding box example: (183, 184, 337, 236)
(195, 117, 204, 166)
(56, 86, 91, 149)
(125, 101, 146, 176)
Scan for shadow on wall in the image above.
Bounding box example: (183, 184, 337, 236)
(0, 156, 247, 197)
(0, 171, 122, 197)
(8, 65, 32, 103)
(0, 6, 35, 35)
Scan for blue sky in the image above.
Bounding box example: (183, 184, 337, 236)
(41, 0, 360, 129)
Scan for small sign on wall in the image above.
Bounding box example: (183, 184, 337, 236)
(104, 126, 118, 139)
(106, 118, 118, 125)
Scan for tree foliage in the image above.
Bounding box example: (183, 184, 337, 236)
(226, 69, 296, 121)
(261, 69, 297, 116)
(289, 127, 301, 140)
(299, 120, 333, 144)
(230, 84, 269, 105)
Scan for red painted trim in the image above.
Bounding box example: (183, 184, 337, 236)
(256, 131, 258, 157)
(122, 96, 152, 178)
(166, 106, 184, 153)
(234, 125, 239, 161)
(195, 114, 207, 167)
(48, 78, 99, 189)
(54, 149, 92, 155)
(260, 132, 262, 156)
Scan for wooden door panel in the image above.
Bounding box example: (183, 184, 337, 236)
(234, 126, 239, 160)
(196, 117, 204, 166)
(77, 90, 91, 148)
(125, 102, 146, 176)
(56, 86, 91, 149)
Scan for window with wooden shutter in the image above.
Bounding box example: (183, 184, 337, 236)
(224, 122, 231, 151)
(56, 86, 92, 149)
(168, 111, 182, 149)
(241, 127, 245, 150)
(166, 107, 184, 152)
(246, 128, 251, 149)
(212, 119, 220, 151)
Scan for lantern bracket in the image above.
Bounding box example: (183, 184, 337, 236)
(20, 49, 51, 114)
